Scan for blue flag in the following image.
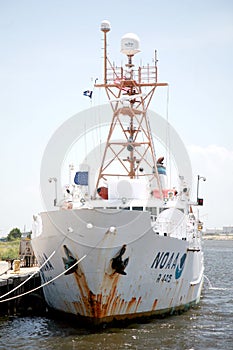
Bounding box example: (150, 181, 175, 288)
(74, 171, 88, 186)
(83, 90, 93, 99)
(157, 165, 166, 175)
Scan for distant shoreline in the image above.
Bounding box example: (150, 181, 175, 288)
(203, 234, 233, 240)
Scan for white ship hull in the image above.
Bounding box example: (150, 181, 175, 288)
(32, 207, 204, 324)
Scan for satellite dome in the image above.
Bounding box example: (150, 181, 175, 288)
(121, 33, 140, 56)
(101, 20, 111, 32)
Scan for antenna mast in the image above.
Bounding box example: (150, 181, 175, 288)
(94, 21, 168, 199)
(100, 20, 110, 84)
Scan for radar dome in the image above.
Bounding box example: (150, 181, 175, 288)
(121, 33, 140, 55)
(101, 20, 111, 32)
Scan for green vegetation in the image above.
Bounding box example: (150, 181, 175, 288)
(0, 228, 22, 260)
(0, 239, 20, 260)
(6, 227, 21, 241)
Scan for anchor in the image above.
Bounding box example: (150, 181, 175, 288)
(111, 244, 129, 275)
(62, 245, 78, 275)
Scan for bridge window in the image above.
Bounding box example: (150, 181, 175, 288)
(132, 206, 144, 211)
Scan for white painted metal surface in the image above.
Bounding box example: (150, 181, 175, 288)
(32, 206, 204, 323)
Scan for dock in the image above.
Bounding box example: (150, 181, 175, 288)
(0, 266, 46, 316)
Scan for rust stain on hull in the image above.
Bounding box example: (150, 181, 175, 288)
(60, 262, 200, 325)
(71, 263, 142, 320)
(152, 299, 158, 310)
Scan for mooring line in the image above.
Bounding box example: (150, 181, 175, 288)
(0, 233, 106, 303)
(204, 274, 233, 291)
(0, 254, 87, 303)
(0, 251, 55, 299)
(0, 268, 11, 277)
(0, 222, 76, 300)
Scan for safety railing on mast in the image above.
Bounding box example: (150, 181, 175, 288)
(105, 65, 157, 86)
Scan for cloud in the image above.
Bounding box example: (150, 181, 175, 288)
(188, 144, 233, 228)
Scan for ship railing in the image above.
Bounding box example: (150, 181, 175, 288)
(187, 229, 202, 250)
(106, 65, 157, 85)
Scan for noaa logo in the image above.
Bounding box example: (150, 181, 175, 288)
(151, 251, 187, 281)
(175, 253, 187, 279)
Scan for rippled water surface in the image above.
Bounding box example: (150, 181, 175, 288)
(0, 240, 232, 350)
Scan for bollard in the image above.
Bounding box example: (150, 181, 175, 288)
(13, 260, 21, 273)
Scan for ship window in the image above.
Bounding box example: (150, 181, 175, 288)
(120, 207, 130, 210)
(106, 207, 117, 209)
(132, 206, 143, 211)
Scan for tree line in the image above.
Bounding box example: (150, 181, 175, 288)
(6, 228, 22, 241)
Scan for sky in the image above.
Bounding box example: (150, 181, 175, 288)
(0, 0, 233, 236)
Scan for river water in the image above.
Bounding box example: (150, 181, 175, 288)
(0, 239, 232, 350)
